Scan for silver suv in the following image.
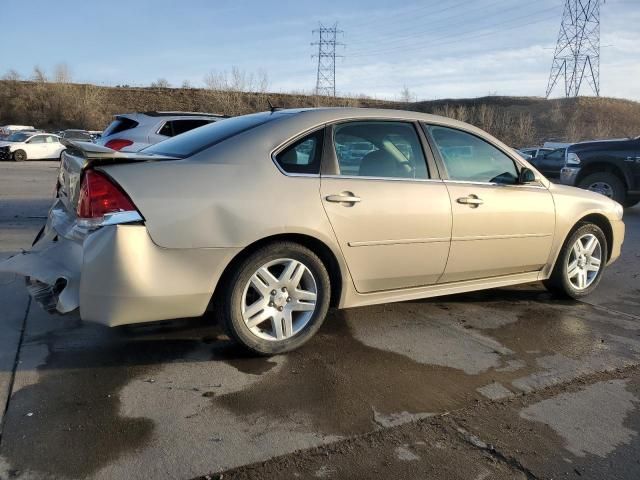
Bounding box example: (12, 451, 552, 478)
(99, 111, 227, 151)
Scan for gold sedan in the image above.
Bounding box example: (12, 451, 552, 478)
(0, 108, 625, 354)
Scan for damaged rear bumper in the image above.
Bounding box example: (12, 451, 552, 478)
(1, 201, 240, 326)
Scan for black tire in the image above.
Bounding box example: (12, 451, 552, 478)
(578, 172, 626, 204)
(13, 149, 27, 162)
(623, 198, 639, 209)
(218, 242, 331, 355)
(544, 222, 607, 299)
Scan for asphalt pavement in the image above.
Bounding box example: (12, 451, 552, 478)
(0, 161, 639, 480)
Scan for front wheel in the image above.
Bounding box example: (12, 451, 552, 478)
(544, 223, 607, 299)
(218, 242, 331, 355)
(13, 149, 27, 162)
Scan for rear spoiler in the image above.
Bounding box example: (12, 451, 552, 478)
(61, 139, 178, 168)
(58, 141, 179, 208)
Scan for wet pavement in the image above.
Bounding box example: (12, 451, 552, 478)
(0, 161, 639, 480)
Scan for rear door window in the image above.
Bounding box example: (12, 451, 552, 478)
(332, 121, 429, 179)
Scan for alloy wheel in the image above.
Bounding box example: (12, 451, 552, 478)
(241, 258, 318, 341)
(587, 181, 614, 198)
(566, 233, 602, 290)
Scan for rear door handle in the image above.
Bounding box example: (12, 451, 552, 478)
(457, 195, 483, 207)
(325, 193, 361, 205)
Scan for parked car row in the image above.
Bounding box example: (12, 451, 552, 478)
(519, 137, 640, 207)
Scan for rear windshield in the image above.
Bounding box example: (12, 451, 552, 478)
(7, 132, 30, 142)
(143, 112, 277, 158)
(103, 117, 139, 137)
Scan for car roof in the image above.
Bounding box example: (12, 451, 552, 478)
(264, 107, 501, 141)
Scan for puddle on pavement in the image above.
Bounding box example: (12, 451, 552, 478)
(215, 287, 640, 438)
(0, 321, 216, 479)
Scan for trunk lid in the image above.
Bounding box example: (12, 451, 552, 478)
(58, 140, 178, 211)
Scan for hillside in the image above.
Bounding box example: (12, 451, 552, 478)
(1, 79, 639, 147)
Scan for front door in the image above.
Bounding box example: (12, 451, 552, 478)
(424, 124, 555, 283)
(320, 120, 452, 293)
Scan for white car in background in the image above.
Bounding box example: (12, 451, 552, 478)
(0, 131, 65, 161)
(99, 111, 228, 152)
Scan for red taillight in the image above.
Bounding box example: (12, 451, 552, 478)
(77, 170, 137, 218)
(104, 139, 133, 151)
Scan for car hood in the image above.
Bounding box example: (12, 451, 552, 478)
(0, 141, 19, 147)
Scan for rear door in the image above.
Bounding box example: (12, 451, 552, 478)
(424, 124, 555, 283)
(320, 120, 451, 293)
(43, 135, 64, 158)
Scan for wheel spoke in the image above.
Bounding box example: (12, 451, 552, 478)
(290, 299, 315, 312)
(587, 256, 601, 272)
(282, 310, 294, 338)
(258, 266, 280, 286)
(246, 308, 273, 328)
(281, 259, 304, 288)
(272, 314, 285, 340)
(244, 298, 267, 320)
(584, 236, 598, 255)
(572, 242, 582, 257)
(567, 260, 580, 278)
(577, 270, 587, 289)
(295, 289, 317, 302)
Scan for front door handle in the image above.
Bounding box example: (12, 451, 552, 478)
(325, 192, 361, 205)
(457, 195, 483, 207)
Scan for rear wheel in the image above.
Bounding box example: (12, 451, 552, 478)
(13, 149, 27, 162)
(218, 242, 331, 355)
(544, 223, 607, 299)
(578, 172, 626, 204)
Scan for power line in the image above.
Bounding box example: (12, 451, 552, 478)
(347, 0, 509, 48)
(347, 5, 561, 60)
(312, 23, 344, 96)
(546, 0, 603, 97)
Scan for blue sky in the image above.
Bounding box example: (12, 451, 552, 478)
(3, 0, 639, 100)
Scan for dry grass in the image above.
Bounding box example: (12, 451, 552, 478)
(1, 79, 639, 147)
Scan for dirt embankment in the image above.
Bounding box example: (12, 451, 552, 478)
(1, 79, 639, 147)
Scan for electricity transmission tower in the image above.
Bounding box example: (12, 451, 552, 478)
(312, 23, 343, 96)
(546, 0, 603, 98)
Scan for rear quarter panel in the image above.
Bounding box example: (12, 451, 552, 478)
(100, 120, 341, 253)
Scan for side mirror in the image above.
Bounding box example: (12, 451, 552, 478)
(519, 167, 536, 184)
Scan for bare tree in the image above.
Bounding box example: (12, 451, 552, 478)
(3, 69, 21, 81)
(150, 78, 171, 88)
(181, 79, 192, 89)
(399, 85, 416, 103)
(32, 66, 48, 83)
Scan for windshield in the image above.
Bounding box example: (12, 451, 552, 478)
(7, 132, 31, 142)
(144, 112, 277, 158)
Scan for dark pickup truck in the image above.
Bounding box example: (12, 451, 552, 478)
(560, 137, 640, 207)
